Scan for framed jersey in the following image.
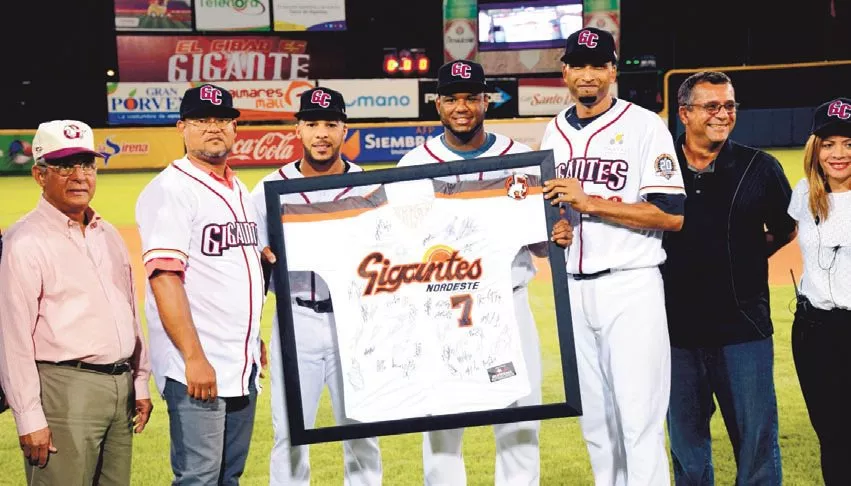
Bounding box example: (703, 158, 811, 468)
(263, 150, 581, 445)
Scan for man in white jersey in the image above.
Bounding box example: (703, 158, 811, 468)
(539, 28, 686, 485)
(398, 59, 572, 486)
(250, 87, 382, 486)
(136, 84, 268, 485)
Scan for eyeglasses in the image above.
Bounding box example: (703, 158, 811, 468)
(183, 117, 235, 129)
(686, 102, 740, 115)
(40, 161, 97, 177)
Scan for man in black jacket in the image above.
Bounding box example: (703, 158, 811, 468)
(662, 71, 797, 486)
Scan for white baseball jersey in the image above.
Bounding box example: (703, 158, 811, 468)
(136, 157, 265, 397)
(250, 160, 376, 302)
(279, 176, 546, 422)
(540, 101, 685, 274)
(398, 133, 540, 288)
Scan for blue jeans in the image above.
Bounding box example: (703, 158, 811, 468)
(668, 338, 782, 486)
(163, 366, 258, 486)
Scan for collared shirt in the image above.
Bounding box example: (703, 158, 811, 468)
(0, 198, 152, 436)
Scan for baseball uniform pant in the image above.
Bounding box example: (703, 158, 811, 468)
(422, 287, 542, 486)
(270, 309, 383, 486)
(569, 267, 670, 486)
(26, 363, 134, 486)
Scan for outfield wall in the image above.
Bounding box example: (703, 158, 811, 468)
(0, 118, 551, 174)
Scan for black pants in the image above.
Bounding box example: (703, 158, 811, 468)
(792, 301, 851, 486)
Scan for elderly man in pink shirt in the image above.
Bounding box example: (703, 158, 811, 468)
(0, 120, 152, 485)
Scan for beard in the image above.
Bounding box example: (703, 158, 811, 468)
(193, 147, 230, 162)
(578, 95, 601, 107)
(304, 146, 341, 166)
(445, 121, 484, 144)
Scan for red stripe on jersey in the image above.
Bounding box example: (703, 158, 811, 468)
(499, 139, 515, 156)
(575, 102, 633, 274)
(334, 186, 354, 201)
(423, 142, 444, 163)
(237, 186, 263, 389)
(172, 163, 257, 395)
(279, 167, 311, 203)
(554, 116, 574, 160)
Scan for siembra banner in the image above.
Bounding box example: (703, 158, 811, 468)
(316, 79, 419, 119)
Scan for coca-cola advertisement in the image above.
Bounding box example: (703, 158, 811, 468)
(117, 36, 310, 82)
(228, 128, 303, 167)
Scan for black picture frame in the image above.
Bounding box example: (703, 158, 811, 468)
(263, 149, 581, 445)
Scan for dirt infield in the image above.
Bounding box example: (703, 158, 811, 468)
(119, 226, 802, 298)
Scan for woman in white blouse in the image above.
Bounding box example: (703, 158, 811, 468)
(787, 97, 851, 486)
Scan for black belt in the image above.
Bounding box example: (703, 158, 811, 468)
(796, 297, 851, 325)
(295, 297, 334, 314)
(569, 269, 612, 281)
(37, 360, 131, 375)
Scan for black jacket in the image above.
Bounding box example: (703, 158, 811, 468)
(662, 135, 796, 348)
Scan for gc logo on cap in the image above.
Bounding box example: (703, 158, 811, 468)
(32, 120, 104, 163)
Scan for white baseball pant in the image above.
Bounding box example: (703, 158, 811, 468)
(569, 266, 671, 486)
(422, 287, 542, 486)
(269, 307, 383, 486)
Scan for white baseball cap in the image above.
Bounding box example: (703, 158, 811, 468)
(32, 120, 104, 164)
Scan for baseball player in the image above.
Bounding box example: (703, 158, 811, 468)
(136, 84, 269, 485)
(397, 59, 571, 486)
(540, 28, 686, 485)
(250, 87, 382, 486)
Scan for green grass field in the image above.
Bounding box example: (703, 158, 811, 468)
(0, 149, 821, 485)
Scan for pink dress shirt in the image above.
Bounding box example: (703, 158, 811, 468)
(0, 197, 152, 436)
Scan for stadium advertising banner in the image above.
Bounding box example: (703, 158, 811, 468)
(273, 0, 347, 31)
(116, 36, 310, 82)
(228, 128, 303, 167)
(340, 124, 444, 163)
(317, 80, 419, 119)
(418, 78, 518, 121)
(0, 133, 35, 174)
(114, 0, 192, 31)
(477, 48, 563, 75)
(107, 83, 190, 125)
(518, 78, 573, 116)
(94, 128, 183, 171)
(484, 119, 550, 149)
(107, 81, 315, 125)
(195, 0, 271, 31)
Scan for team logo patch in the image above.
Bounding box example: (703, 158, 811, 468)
(357, 245, 482, 296)
(487, 362, 517, 382)
(827, 99, 851, 120)
(610, 133, 624, 145)
(504, 173, 529, 200)
(654, 154, 677, 180)
(63, 124, 83, 139)
(311, 89, 331, 108)
(577, 30, 599, 48)
(199, 85, 223, 105)
(451, 62, 471, 79)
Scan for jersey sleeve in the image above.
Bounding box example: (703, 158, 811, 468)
(787, 178, 809, 222)
(499, 193, 549, 248)
(280, 218, 345, 273)
(538, 118, 558, 151)
(249, 178, 272, 249)
(638, 115, 686, 198)
(135, 175, 196, 273)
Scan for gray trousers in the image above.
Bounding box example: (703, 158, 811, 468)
(25, 363, 134, 486)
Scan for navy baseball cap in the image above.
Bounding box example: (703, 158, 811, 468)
(560, 27, 618, 66)
(180, 84, 241, 119)
(296, 87, 348, 121)
(436, 60, 487, 95)
(811, 97, 851, 137)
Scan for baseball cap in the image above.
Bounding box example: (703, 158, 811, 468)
(560, 27, 618, 66)
(180, 84, 241, 119)
(436, 60, 487, 95)
(295, 87, 347, 121)
(32, 120, 104, 164)
(811, 97, 851, 137)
